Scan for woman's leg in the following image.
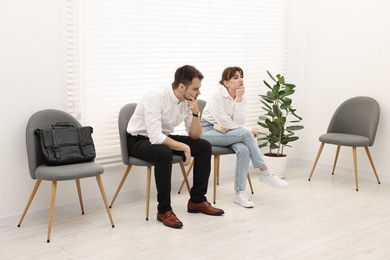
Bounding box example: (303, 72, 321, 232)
(230, 143, 250, 192)
(202, 127, 267, 169)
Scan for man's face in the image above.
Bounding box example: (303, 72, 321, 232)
(184, 78, 201, 100)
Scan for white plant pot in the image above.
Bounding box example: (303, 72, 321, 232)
(264, 155, 288, 179)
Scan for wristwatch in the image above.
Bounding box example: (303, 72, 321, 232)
(192, 111, 200, 117)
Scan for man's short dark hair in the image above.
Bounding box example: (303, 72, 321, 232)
(172, 65, 204, 89)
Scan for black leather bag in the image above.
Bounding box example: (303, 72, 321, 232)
(35, 122, 96, 165)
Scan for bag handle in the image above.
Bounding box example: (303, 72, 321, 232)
(51, 122, 76, 129)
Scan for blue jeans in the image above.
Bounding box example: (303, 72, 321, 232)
(200, 120, 267, 192)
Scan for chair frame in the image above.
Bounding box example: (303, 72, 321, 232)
(308, 143, 380, 191)
(18, 109, 114, 243)
(109, 103, 190, 220)
(308, 96, 381, 191)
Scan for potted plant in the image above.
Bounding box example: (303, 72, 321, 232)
(257, 71, 304, 177)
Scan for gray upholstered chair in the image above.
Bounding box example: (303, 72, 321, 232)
(178, 99, 254, 204)
(18, 109, 114, 243)
(109, 103, 190, 220)
(308, 96, 381, 191)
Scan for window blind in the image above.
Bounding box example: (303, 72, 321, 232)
(65, 0, 289, 165)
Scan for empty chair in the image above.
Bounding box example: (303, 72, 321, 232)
(18, 109, 114, 243)
(109, 103, 190, 220)
(308, 96, 381, 191)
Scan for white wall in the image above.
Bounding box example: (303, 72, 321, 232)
(0, 0, 67, 218)
(1, 0, 390, 220)
(291, 0, 390, 179)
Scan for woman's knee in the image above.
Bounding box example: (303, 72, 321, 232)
(235, 145, 250, 158)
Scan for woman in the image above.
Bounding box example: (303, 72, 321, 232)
(201, 66, 287, 208)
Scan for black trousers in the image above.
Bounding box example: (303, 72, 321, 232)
(127, 134, 212, 213)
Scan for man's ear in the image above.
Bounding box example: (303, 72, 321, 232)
(179, 83, 186, 90)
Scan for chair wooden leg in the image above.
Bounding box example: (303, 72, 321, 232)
(47, 181, 57, 243)
(18, 179, 42, 227)
(308, 142, 325, 181)
(213, 155, 220, 204)
(247, 174, 254, 194)
(332, 145, 341, 175)
(75, 179, 84, 214)
(352, 147, 359, 191)
(96, 175, 115, 228)
(146, 166, 152, 221)
(364, 146, 381, 184)
(216, 156, 220, 185)
(178, 159, 194, 194)
(179, 161, 191, 195)
(109, 165, 132, 208)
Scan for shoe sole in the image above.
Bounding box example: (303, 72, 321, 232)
(234, 200, 254, 208)
(187, 208, 224, 216)
(157, 216, 183, 229)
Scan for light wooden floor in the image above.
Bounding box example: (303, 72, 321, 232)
(2, 165, 390, 260)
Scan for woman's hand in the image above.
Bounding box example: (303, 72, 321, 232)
(251, 127, 259, 137)
(235, 88, 245, 102)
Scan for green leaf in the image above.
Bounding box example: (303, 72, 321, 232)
(286, 125, 304, 131)
(267, 71, 276, 82)
(260, 100, 272, 110)
(263, 80, 272, 89)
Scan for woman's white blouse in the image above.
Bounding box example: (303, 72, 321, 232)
(202, 86, 247, 130)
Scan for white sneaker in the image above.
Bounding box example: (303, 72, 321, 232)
(234, 191, 254, 208)
(259, 174, 288, 189)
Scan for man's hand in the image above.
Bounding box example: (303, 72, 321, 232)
(183, 148, 192, 166)
(186, 95, 199, 115)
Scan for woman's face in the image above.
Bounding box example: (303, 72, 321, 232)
(225, 71, 244, 91)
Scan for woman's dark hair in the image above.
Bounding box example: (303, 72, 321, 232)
(172, 65, 204, 89)
(219, 67, 243, 86)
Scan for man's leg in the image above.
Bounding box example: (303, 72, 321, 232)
(127, 135, 173, 213)
(169, 135, 211, 202)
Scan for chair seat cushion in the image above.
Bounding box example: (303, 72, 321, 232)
(212, 146, 235, 155)
(319, 133, 370, 147)
(128, 155, 183, 166)
(35, 162, 104, 181)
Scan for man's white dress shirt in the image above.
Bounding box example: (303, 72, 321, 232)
(127, 86, 193, 144)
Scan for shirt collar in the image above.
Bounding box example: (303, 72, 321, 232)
(167, 86, 182, 104)
(221, 86, 234, 100)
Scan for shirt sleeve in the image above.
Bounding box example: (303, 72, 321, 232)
(142, 95, 167, 144)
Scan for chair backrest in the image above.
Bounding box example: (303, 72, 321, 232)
(327, 96, 380, 146)
(118, 103, 137, 165)
(26, 109, 82, 179)
(197, 99, 206, 114)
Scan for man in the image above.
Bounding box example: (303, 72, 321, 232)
(127, 65, 224, 229)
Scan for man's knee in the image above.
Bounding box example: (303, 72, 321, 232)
(198, 138, 212, 155)
(154, 144, 174, 162)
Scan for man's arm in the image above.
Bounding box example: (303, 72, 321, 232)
(162, 136, 191, 166)
(186, 96, 202, 139)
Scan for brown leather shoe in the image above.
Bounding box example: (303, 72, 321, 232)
(157, 210, 183, 229)
(187, 200, 225, 216)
